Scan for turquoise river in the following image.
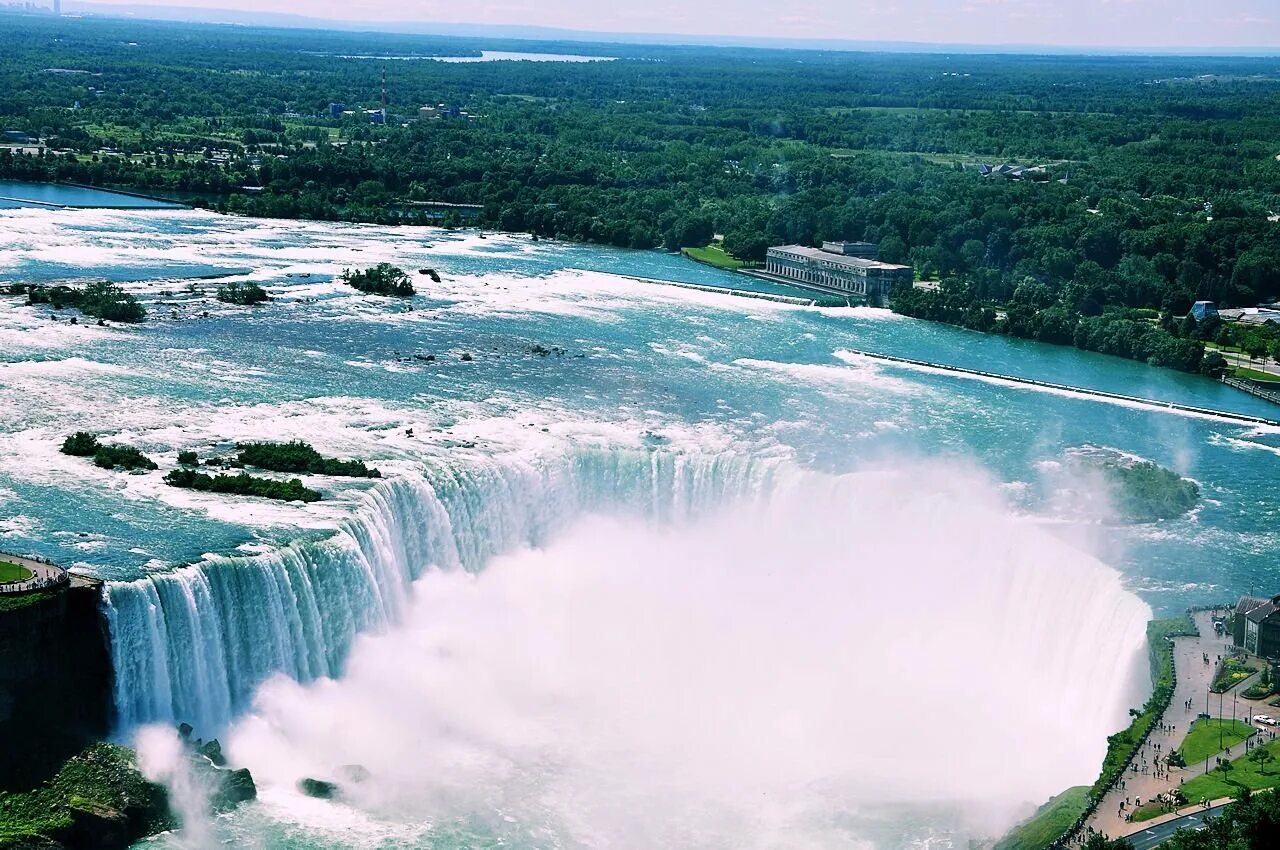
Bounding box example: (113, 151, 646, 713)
(0, 190, 1276, 848)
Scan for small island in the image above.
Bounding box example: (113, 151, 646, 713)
(1067, 447, 1200, 523)
(163, 468, 322, 503)
(215, 281, 270, 306)
(10, 282, 146, 324)
(236, 440, 382, 478)
(340, 263, 415, 297)
(60, 433, 158, 472)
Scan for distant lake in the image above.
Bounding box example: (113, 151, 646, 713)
(0, 181, 184, 209)
(436, 51, 616, 63)
(333, 51, 616, 63)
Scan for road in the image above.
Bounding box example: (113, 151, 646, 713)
(1123, 805, 1225, 850)
(1214, 348, 1280, 378)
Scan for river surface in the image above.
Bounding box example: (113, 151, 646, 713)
(0, 194, 1276, 848)
(0, 180, 184, 209)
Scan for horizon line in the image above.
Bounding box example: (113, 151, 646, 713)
(12, 2, 1275, 57)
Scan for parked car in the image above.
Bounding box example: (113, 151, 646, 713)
(1253, 715, 1276, 725)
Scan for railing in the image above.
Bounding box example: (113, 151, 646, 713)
(0, 552, 70, 595)
(1221, 375, 1280, 407)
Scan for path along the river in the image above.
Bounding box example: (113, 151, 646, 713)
(0, 552, 68, 594)
(1086, 610, 1241, 840)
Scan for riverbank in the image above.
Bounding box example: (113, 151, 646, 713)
(997, 613, 1202, 850)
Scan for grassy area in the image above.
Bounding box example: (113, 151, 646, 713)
(993, 786, 1090, 850)
(1178, 718, 1255, 765)
(0, 561, 33, 584)
(1180, 736, 1280, 802)
(1231, 366, 1280, 383)
(1212, 657, 1260, 692)
(0, 743, 167, 846)
(681, 243, 755, 270)
(0, 585, 62, 615)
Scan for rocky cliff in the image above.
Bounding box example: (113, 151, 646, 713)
(0, 580, 112, 790)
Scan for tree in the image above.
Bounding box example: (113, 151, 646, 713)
(78, 281, 145, 323)
(1249, 747, 1273, 775)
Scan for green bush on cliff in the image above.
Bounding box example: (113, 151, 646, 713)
(0, 743, 169, 847)
(236, 440, 381, 478)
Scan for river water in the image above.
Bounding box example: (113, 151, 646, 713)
(0, 194, 1275, 848)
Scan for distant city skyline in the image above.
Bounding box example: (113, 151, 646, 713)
(54, 0, 1280, 50)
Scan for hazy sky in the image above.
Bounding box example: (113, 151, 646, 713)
(78, 0, 1280, 48)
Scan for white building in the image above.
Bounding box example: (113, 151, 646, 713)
(765, 244, 912, 300)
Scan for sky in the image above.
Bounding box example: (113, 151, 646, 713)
(70, 0, 1280, 48)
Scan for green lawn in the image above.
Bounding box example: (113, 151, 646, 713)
(1180, 737, 1280, 802)
(1179, 718, 1255, 765)
(682, 244, 755, 270)
(0, 560, 33, 584)
(1231, 366, 1280, 383)
(993, 786, 1090, 850)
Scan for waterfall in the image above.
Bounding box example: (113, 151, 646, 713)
(217, 460, 1153, 847)
(104, 448, 782, 734)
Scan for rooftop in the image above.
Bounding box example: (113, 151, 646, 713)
(769, 244, 909, 271)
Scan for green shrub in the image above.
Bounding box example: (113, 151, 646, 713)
(164, 468, 322, 502)
(236, 440, 381, 478)
(60, 431, 100, 457)
(177, 450, 198, 466)
(216, 281, 270, 305)
(341, 263, 415, 297)
(23, 282, 146, 323)
(77, 281, 146, 323)
(92, 445, 158, 471)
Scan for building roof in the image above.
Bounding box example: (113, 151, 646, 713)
(1238, 594, 1280, 623)
(768, 245, 909, 272)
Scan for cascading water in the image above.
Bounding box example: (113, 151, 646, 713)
(105, 448, 782, 733)
(208, 458, 1152, 849)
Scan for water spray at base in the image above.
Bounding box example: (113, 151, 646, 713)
(223, 460, 1152, 849)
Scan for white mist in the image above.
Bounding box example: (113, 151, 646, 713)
(135, 726, 217, 850)
(227, 460, 1152, 848)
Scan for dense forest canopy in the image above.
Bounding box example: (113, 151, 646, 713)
(4, 13, 1280, 322)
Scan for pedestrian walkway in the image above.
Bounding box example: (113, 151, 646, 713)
(0, 551, 68, 594)
(1086, 609, 1238, 838)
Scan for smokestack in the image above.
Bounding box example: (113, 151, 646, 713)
(381, 65, 387, 120)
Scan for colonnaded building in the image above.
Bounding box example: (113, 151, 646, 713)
(764, 241, 913, 301)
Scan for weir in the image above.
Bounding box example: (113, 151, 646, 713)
(844, 348, 1280, 427)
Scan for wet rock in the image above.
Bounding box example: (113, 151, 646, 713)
(210, 767, 257, 812)
(298, 777, 339, 799)
(338, 764, 371, 784)
(197, 738, 226, 766)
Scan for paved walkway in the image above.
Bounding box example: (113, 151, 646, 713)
(0, 551, 68, 594)
(1087, 610, 1239, 839)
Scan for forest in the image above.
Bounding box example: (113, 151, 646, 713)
(3, 12, 1280, 358)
